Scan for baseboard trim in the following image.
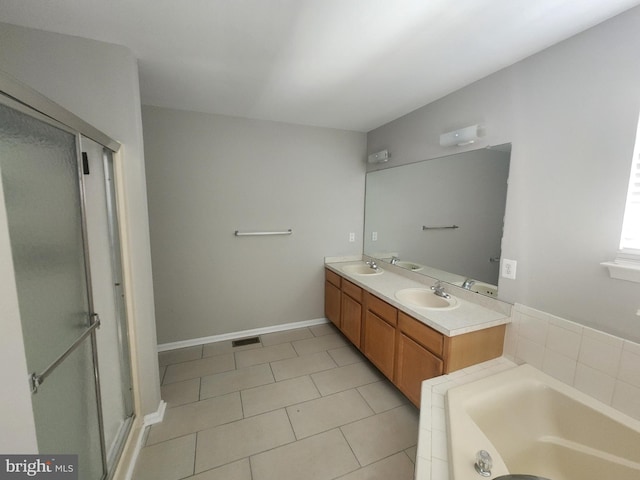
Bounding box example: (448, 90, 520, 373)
(157, 317, 330, 352)
(119, 400, 166, 480)
(143, 400, 167, 426)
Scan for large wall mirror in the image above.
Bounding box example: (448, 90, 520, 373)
(364, 144, 511, 298)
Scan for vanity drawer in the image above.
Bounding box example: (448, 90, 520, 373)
(366, 293, 397, 326)
(398, 311, 443, 357)
(342, 279, 362, 302)
(325, 268, 341, 288)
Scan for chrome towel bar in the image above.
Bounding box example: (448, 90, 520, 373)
(234, 229, 293, 236)
(422, 225, 459, 230)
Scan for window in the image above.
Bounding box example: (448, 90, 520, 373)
(602, 116, 640, 282)
(620, 151, 640, 253)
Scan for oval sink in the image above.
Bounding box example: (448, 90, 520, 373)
(469, 281, 498, 297)
(395, 288, 459, 310)
(341, 264, 384, 276)
(395, 261, 423, 272)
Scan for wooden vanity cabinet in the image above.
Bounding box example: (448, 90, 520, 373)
(443, 323, 506, 373)
(362, 292, 397, 381)
(324, 269, 341, 328)
(341, 279, 363, 348)
(323, 267, 506, 408)
(395, 312, 444, 406)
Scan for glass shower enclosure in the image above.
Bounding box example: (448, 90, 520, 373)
(0, 95, 134, 479)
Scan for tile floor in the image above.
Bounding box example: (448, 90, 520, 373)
(133, 323, 419, 480)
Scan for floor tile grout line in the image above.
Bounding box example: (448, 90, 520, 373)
(281, 385, 373, 419)
(157, 345, 204, 369)
(142, 430, 197, 449)
(162, 365, 236, 386)
(314, 375, 386, 398)
(402, 448, 416, 465)
(336, 403, 418, 441)
(193, 408, 301, 472)
(284, 388, 379, 442)
(237, 376, 321, 419)
(191, 427, 198, 478)
(307, 365, 324, 395)
(353, 384, 379, 415)
(290, 340, 302, 357)
(337, 425, 365, 469)
(258, 327, 315, 348)
(267, 359, 277, 387)
(248, 426, 356, 470)
(247, 455, 255, 480)
(282, 398, 300, 442)
(239, 385, 247, 419)
(356, 379, 412, 413)
(145, 396, 246, 447)
(271, 353, 342, 383)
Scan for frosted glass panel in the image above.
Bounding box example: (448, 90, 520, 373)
(30, 340, 104, 480)
(0, 102, 105, 479)
(0, 103, 89, 374)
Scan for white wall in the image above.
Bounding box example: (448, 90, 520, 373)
(0, 23, 161, 416)
(142, 106, 366, 344)
(367, 7, 640, 342)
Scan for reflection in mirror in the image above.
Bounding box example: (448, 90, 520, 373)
(364, 144, 511, 298)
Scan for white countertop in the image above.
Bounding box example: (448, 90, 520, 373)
(325, 260, 510, 337)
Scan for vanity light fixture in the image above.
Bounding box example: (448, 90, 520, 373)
(367, 149, 389, 163)
(439, 124, 480, 147)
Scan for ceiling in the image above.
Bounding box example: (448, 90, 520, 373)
(2, 0, 640, 132)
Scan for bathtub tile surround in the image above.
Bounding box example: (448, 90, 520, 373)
(446, 363, 640, 480)
(136, 323, 419, 480)
(416, 303, 640, 480)
(504, 303, 640, 419)
(416, 357, 517, 480)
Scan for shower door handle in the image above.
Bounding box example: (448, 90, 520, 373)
(29, 313, 101, 394)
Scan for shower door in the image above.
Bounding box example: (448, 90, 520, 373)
(81, 136, 134, 470)
(0, 99, 106, 479)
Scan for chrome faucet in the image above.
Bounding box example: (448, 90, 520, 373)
(474, 450, 492, 477)
(390, 256, 399, 265)
(461, 278, 476, 290)
(365, 260, 378, 270)
(431, 281, 450, 298)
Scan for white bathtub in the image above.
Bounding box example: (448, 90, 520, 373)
(446, 364, 640, 480)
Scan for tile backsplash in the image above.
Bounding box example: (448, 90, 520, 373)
(504, 303, 640, 420)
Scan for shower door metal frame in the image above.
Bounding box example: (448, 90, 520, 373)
(0, 72, 131, 480)
(0, 92, 109, 479)
(100, 146, 136, 474)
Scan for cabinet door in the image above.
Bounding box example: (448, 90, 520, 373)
(363, 311, 396, 380)
(325, 280, 341, 328)
(398, 311, 443, 357)
(341, 293, 362, 348)
(395, 333, 443, 407)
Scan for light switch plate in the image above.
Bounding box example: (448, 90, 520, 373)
(349, 232, 355, 242)
(501, 259, 517, 279)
